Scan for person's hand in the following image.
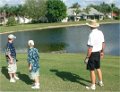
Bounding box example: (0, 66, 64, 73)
(100, 52, 104, 59)
(84, 57, 89, 64)
(29, 66, 32, 72)
(9, 58, 13, 64)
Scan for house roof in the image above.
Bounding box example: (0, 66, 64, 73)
(88, 8, 104, 15)
(67, 8, 76, 16)
(0, 13, 6, 18)
(67, 7, 104, 16)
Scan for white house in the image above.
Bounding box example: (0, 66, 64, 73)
(0, 12, 7, 25)
(62, 7, 104, 22)
(16, 16, 32, 24)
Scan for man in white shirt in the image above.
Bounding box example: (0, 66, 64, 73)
(85, 20, 105, 90)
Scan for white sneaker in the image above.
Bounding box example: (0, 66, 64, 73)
(86, 85, 96, 90)
(31, 85, 40, 89)
(10, 78, 16, 83)
(98, 81, 104, 87)
(14, 76, 19, 80)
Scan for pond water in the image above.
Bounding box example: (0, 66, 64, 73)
(0, 23, 119, 56)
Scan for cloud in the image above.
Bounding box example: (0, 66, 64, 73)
(62, 0, 120, 8)
(0, 0, 25, 7)
(0, 0, 120, 8)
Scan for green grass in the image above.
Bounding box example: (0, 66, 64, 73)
(0, 53, 120, 92)
(0, 20, 119, 33)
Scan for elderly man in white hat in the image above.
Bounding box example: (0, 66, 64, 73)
(85, 20, 105, 90)
(27, 40, 40, 89)
(5, 34, 19, 83)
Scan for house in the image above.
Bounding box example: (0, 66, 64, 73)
(0, 10, 31, 25)
(67, 8, 80, 21)
(84, 8, 104, 20)
(0, 12, 7, 25)
(16, 16, 32, 24)
(62, 8, 79, 22)
(108, 12, 119, 19)
(62, 7, 104, 22)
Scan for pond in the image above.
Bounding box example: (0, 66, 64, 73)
(0, 23, 119, 56)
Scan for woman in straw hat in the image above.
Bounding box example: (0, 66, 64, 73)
(85, 20, 105, 90)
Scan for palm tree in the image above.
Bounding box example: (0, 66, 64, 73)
(110, 3, 115, 20)
(83, 6, 91, 20)
(83, 6, 90, 14)
(70, 2, 81, 21)
(70, 2, 80, 9)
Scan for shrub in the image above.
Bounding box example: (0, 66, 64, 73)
(7, 16, 17, 26)
(113, 16, 120, 20)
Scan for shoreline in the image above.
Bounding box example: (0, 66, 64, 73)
(0, 21, 119, 34)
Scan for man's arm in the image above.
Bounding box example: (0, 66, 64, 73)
(101, 42, 105, 52)
(101, 42, 105, 58)
(86, 46, 93, 58)
(28, 50, 33, 72)
(8, 54, 13, 64)
(84, 46, 92, 64)
(28, 63, 32, 72)
(6, 48, 13, 64)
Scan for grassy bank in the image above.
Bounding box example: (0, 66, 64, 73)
(0, 20, 119, 34)
(0, 53, 120, 92)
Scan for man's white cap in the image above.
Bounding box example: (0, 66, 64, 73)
(8, 34, 16, 39)
(28, 40, 34, 46)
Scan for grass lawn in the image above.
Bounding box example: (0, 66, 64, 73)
(0, 53, 120, 92)
(0, 20, 119, 33)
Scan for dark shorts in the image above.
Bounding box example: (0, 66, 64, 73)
(87, 52, 100, 70)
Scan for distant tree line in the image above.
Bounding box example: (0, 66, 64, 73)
(0, 0, 67, 23)
(0, 0, 120, 24)
(89, 2, 120, 19)
(70, 2, 120, 20)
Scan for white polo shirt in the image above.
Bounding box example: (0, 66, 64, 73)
(87, 28, 105, 52)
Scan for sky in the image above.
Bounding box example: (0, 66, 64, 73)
(0, 0, 120, 8)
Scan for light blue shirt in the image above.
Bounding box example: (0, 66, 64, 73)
(28, 48, 40, 72)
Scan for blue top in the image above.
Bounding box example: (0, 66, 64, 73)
(28, 48, 40, 72)
(6, 42, 16, 58)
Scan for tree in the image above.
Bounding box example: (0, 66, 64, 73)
(110, 3, 116, 19)
(46, 0, 67, 22)
(83, 6, 91, 14)
(2, 4, 10, 17)
(100, 2, 111, 17)
(90, 2, 111, 17)
(7, 16, 17, 26)
(90, 2, 120, 20)
(24, 0, 47, 20)
(113, 7, 120, 16)
(70, 2, 80, 9)
(16, 5, 26, 17)
(0, 4, 25, 17)
(70, 2, 81, 21)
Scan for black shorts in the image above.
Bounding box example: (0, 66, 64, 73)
(87, 52, 100, 70)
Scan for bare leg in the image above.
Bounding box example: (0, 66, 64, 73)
(9, 73, 13, 79)
(86, 70, 96, 90)
(90, 70, 96, 84)
(13, 73, 16, 77)
(96, 68, 104, 86)
(34, 76, 40, 86)
(31, 76, 40, 89)
(96, 69, 102, 81)
(13, 73, 19, 80)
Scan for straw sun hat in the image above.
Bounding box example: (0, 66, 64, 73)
(86, 20, 100, 28)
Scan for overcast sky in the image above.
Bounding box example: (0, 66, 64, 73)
(0, 0, 120, 8)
